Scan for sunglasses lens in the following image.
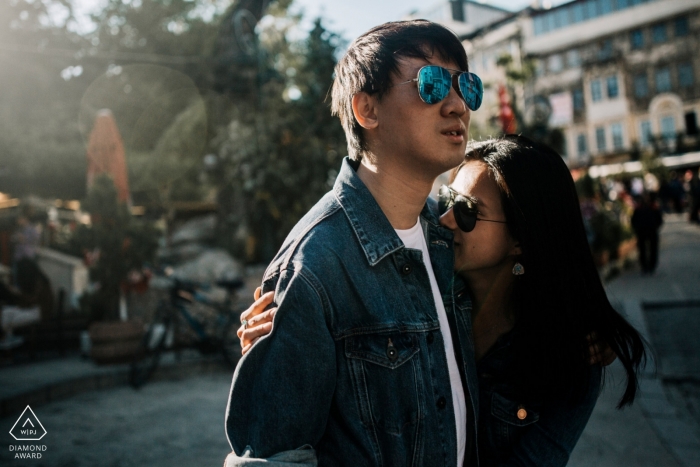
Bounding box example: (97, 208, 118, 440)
(454, 203, 477, 232)
(458, 72, 483, 111)
(438, 186, 478, 232)
(417, 66, 452, 104)
(438, 185, 452, 215)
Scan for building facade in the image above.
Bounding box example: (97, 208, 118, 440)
(419, 0, 700, 165)
(525, 0, 700, 164)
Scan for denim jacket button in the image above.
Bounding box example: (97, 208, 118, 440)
(401, 264, 412, 275)
(437, 396, 446, 409)
(517, 407, 527, 420)
(386, 338, 398, 361)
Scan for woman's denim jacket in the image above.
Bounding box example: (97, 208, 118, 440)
(453, 286, 602, 467)
(225, 158, 480, 467)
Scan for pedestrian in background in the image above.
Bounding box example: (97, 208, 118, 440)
(632, 192, 664, 275)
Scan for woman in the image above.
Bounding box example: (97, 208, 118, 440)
(238, 135, 646, 466)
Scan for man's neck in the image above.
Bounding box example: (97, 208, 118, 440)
(356, 157, 436, 230)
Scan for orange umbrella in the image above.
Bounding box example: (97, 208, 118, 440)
(86, 109, 130, 203)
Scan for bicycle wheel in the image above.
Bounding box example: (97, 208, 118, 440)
(220, 311, 243, 368)
(130, 301, 172, 388)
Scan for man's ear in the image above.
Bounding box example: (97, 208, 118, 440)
(352, 92, 379, 130)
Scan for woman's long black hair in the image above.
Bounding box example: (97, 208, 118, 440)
(456, 135, 646, 408)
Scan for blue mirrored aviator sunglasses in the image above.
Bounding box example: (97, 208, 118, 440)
(397, 65, 483, 110)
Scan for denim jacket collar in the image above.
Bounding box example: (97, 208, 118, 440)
(333, 157, 446, 267)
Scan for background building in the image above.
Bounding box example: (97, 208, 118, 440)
(417, 0, 700, 166)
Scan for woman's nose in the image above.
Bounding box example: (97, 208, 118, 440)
(439, 208, 458, 231)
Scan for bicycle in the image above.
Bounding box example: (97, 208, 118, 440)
(129, 276, 245, 388)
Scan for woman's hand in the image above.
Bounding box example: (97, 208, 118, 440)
(237, 287, 277, 355)
(587, 332, 617, 366)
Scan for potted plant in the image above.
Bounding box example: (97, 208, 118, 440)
(71, 176, 158, 364)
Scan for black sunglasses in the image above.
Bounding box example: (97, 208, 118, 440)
(438, 185, 507, 232)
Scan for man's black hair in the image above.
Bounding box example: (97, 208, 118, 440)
(330, 20, 468, 160)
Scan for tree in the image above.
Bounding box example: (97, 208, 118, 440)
(215, 11, 347, 262)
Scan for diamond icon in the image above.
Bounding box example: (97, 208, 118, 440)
(9, 406, 47, 441)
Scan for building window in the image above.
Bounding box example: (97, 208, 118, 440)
(661, 116, 676, 143)
(577, 133, 587, 156)
(685, 111, 698, 135)
(596, 127, 606, 152)
(630, 29, 644, 49)
(573, 87, 584, 111)
(591, 79, 603, 102)
(588, 0, 599, 19)
(607, 76, 619, 98)
(686, 112, 699, 136)
(652, 23, 667, 43)
(555, 8, 570, 28)
(572, 3, 586, 23)
(534, 16, 545, 36)
(611, 123, 624, 149)
(546, 12, 556, 32)
(634, 73, 649, 97)
(674, 16, 689, 37)
(548, 54, 563, 73)
(600, 0, 613, 14)
(617, 0, 629, 8)
(567, 49, 581, 67)
(535, 60, 545, 77)
(451, 0, 465, 22)
(598, 39, 613, 60)
(678, 63, 694, 88)
(655, 67, 671, 93)
(640, 120, 652, 146)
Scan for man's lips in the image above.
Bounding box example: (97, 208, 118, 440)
(441, 126, 465, 142)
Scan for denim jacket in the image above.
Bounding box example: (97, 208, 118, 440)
(453, 286, 601, 467)
(226, 157, 479, 467)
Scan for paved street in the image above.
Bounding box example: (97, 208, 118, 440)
(1, 214, 699, 467)
(570, 214, 700, 467)
(1, 371, 233, 467)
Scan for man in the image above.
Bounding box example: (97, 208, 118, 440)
(225, 20, 482, 466)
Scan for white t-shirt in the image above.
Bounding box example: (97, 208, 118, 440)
(395, 220, 467, 467)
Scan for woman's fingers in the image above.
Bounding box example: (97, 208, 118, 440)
(253, 287, 261, 301)
(240, 323, 272, 349)
(238, 308, 276, 343)
(586, 332, 618, 366)
(241, 337, 261, 356)
(239, 291, 275, 324)
(247, 308, 276, 328)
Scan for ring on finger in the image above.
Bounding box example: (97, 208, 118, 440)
(241, 319, 248, 329)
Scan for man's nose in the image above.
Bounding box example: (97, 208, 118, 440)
(441, 84, 467, 118)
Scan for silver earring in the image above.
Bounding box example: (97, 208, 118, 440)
(512, 262, 524, 275)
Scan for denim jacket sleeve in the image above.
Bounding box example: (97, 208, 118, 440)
(224, 445, 317, 467)
(496, 365, 602, 467)
(225, 266, 336, 459)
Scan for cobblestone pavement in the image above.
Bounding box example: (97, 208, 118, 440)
(1, 371, 233, 467)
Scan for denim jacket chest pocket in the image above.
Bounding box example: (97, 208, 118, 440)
(487, 391, 540, 453)
(345, 331, 424, 436)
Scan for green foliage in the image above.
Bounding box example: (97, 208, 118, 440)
(216, 15, 347, 262)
